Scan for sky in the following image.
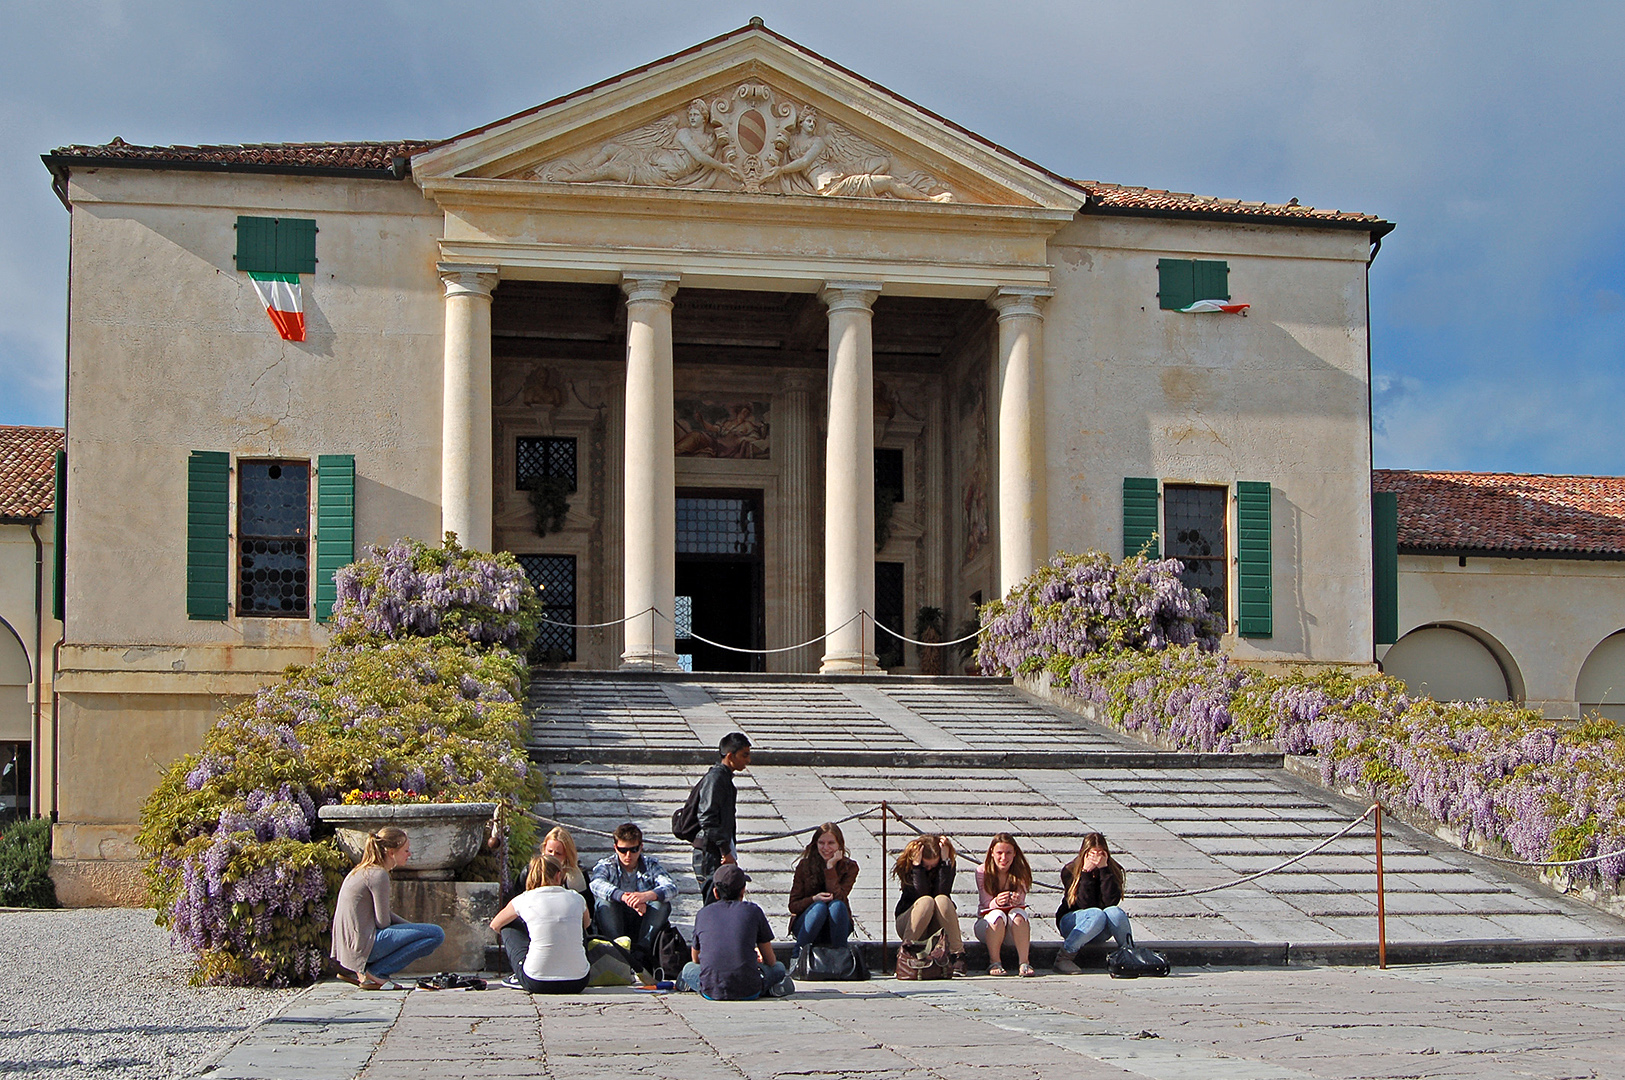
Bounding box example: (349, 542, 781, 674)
(1, 1, 1621, 475)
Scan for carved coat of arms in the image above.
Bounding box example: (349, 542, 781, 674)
(536, 82, 958, 202)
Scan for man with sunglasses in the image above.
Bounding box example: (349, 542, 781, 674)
(588, 822, 678, 963)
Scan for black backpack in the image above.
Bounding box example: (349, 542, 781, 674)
(649, 923, 689, 982)
(672, 777, 704, 843)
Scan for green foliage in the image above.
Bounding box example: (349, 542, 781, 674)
(526, 477, 572, 537)
(0, 818, 58, 908)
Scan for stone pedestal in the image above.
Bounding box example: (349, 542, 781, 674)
(390, 879, 503, 974)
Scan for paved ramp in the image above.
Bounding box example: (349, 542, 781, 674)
(527, 673, 1625, 951)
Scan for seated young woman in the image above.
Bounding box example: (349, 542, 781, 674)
(540, 825, 593, 914)
(1052, 832, 1132, 975)
(787, 822, 859, 957)
(490, 854, 592, 993)
(893, 834, 966, 976)
(330, 827, 446, 990)
(974, 832, 1035, 977)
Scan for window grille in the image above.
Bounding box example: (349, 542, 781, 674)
(1163, 484, 1228, 619)
(875, 448, 904, 503)
(516, 437, 577, 491)
(875, 561, 905, 669)
(676, 496, 759, 556)
(518, 554, 576, 661)
(238, 461, 309, 617)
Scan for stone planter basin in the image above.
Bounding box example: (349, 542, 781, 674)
(318, 802, 498, 880)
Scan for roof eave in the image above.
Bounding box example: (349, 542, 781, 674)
(41, 153, 411, 187)
(1399, 544, 1625, 562)
(1082, 199, 1394, 237)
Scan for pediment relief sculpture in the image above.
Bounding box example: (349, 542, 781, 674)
(532, 81, 961, 202)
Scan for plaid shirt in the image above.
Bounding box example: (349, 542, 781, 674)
(588, 853, 679, 905)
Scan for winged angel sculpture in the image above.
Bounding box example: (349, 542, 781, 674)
(538, 90, 957, 202)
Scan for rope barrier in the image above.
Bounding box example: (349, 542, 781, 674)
(535, 606, 659, 631)
(735, 804, 885, 846)
(865, 613, 985, 649)
(654, 610, 863, 656)
(1446, 843, 1625, 869)
(1133, 805, 1378, 898)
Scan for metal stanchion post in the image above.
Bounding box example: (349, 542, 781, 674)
(1375, 802, 1387, 970)
(881, 800, 889, 974)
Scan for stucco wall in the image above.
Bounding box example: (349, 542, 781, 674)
(63, 169, 444, 656)
(1044, 216, 1374, 665)
(1389, 554, 1625, 716)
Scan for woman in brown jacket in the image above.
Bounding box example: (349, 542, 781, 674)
(787, 822, 859, 957)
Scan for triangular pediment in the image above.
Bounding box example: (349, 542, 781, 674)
(412, 24, 1084, 211)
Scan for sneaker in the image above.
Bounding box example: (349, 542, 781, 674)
(500, 973, 525, 990)
(1053, 954, 1083, 976)
(768, 976, 795, 998)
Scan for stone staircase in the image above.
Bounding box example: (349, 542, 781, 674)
(525, 672, 1625, 962)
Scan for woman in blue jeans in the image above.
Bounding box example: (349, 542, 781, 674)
(786, 823, 859, 958)
(330, 827, 445, 989)
(1051, 832, 1132, 975)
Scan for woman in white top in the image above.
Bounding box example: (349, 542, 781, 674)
(489, 854, 591, 993)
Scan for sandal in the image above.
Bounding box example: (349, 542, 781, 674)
(988, 965, 1008, 977)
(1019, 963, 1037, 978)
(358, 977, 406, 991)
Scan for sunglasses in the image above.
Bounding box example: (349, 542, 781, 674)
(616, 845, 642, 854)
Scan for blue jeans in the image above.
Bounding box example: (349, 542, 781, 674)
(1059, 906, 1131, 953)
(791, 900, 852, 949)
(678, 959, 790, 998)
(594, 897, 672, 955)
(367, 922, 445, 978)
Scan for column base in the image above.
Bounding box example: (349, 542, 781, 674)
(819, 651, 884, 675)
(620, 649, 682, 672)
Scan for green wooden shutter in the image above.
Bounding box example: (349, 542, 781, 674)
(276, 218, 318, 275)
(1193, 259, 1230, 302)
(1372, 491, 1399, 645)
(1123, 477, 1160, 558)
(1236, 481, 1272, 637)
(52, 449, 65, 622)
(187, 451, 230, 621)
(315, 454, 355, 621)
(1157, 259, 1195, 310)
(235, 216, 316, 274)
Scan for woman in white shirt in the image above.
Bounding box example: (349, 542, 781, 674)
(489, 854, 591, 993)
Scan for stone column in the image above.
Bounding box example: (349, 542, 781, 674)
(820, 282, 882, 673)
(990, 287, 1053, 597)
(777, 373, 816, 673)
(620, 273, 681, 670)
(439, 264, 499, 553)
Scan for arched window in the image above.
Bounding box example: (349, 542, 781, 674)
(1576, 631, 1625, 721)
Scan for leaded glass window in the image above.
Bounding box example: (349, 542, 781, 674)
(519, 554, 576, 662)
(1163, 484, 1227, 617)
(517, 437, 577, 491)
(238, 461, 309, 617)
(676, 497, 759, 556)
(875, 561, 905, 669)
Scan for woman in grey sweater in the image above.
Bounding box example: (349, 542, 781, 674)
(330, 827, 445, 989)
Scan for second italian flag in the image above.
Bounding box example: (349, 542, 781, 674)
(249, 272, 305, 341)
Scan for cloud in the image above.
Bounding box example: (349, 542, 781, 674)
(2, 1, 1623, 476)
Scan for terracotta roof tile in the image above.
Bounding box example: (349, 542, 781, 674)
(47, 139, 430, 172)
(0, 426, 64, 519)
(1373, 469, 1625, 556)
(1078, 181, 1388, 229)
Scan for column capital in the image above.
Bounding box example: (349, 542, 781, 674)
(438, 263, 499, 299)
(989, 286, 1053, 321)
(819, 281, 883, 314)
(779, 372, 816, 395)
(621, 272, 681, 306)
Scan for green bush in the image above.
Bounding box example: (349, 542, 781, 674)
(0, 818, 58, 908)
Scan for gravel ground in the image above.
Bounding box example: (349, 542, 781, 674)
(0, 908, 302, 1079)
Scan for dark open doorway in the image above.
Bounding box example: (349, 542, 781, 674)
(675, 490, 765, 672)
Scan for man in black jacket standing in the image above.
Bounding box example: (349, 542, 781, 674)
(693, 731, 751, 905)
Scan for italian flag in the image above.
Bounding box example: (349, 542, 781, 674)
(1181, 299, 1250, 315)
(248, 272, 305, 341)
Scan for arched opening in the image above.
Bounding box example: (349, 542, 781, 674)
(1382, 624, 1513, 702)
(0, 617, 31, 822)
(1577, 631, 1625, 721)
